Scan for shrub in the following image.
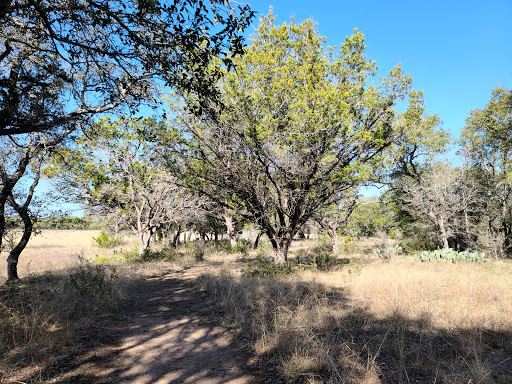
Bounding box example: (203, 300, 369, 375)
(232, 238, 251, 254)
(140, 248, 180, 262)
(92, 231, 123, 248)
(416, 249, 487, 263)
(373, 245, 403, 260)
(69, 263, 118, 299)
(213, 238, 251, 254)
(296, 243, 338, 271)
(93, 254, 127, 264)
(241, 256, 300, 277)
(400, 237, 438, 253)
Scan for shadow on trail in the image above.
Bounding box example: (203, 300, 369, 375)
(18, 268, 261, 384)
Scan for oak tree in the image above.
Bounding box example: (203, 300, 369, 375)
(167, 12, 422, 264)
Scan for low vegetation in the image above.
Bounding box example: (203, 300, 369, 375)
(91, 231, 124, 249)
(201, 255, 512, 383)
(1, 231, 512, 383)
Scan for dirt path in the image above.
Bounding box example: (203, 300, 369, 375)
(56, 267, 262, 384)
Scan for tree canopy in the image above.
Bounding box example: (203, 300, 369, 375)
(165, 13, 424, 263)
(0, 0, 254, 136)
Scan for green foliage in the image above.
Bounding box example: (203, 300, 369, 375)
(193, 245, 205, 262)
(211, 238, 251, 254)
(140, 248, 180, 262)
(399, 224, 440, 253)
(69, 263, 117, 299)
(179, 242, 206, 262)
(171, 11, 420, 263)
(373, 245, 403, 260)
(36, 216, 95, 230)
(296, 243, 338, 271)
(93, 254, 127, 264)
(241, 256, 300, 277)
(345, 198, 397, 238)
(346, 258, 364, 275)
(92, 231, 123, 249)
(460, 87, 512, 257)
(417, 249, 487, 263)
(232, 239, 251, 254)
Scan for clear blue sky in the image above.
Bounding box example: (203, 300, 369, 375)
(245, 0, 512, 138)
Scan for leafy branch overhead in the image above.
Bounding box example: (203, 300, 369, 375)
(0, 0, 255, 135)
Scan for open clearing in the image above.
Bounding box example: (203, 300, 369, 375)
(1, 230, 512, 383)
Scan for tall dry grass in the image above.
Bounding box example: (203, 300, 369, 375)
(200, 244, 512, 383)
(0, 258, 187, 383)
(0, 229, 139, 281)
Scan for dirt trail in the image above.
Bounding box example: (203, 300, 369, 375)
(59, 267, 262, 384)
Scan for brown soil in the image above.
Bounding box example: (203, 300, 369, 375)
(40, 266, 263, 383)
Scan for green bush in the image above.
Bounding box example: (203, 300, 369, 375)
(93, 254, 127, 264)
(373, 245, 403, 260)
(92, 231, 123, 248)
(241, 256, 300, 277)
(416, 249, 487, 263)
(213, 238, 251, 254)
(140, 248, 180, 262)
(308, 243, 336, 270)
(400, 237, 438, 253)
(193, 245, 205, 262)
(213, 239, 232, 253)
(69, 263, 117, 299)
(232, 238, 251, 253)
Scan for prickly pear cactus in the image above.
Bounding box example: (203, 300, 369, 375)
(419, 249, 486, 263)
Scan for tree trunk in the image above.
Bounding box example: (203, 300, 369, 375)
(438, 217, 450, 249)
(7, 205, 33, 281)
(223, 214, 237, 248)
(162, 232, 167, 248)
(173, 225, 181, 247)
(331, 230, 339, 254)
(253, 231, 263, 249)
(269, 232, 292, 265)
(274, 243, 289, 265)
(138, 230, 152, 256)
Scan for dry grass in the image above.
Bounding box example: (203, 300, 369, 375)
(200, 238, 512, 383)
(0, 229, 139, 281)
(0, 259, 193, 383)
(307, 258, 512, 332)
(2, 232, 512, 383)
(0, 229, 200, 383)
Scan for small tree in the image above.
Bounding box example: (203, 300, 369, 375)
(47, 117, 202, 256)
(1, 0, 254, 136)
(314, 192, 357, 253)
(393, 162, 476, 250)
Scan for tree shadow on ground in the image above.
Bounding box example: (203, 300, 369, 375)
(15, 268, 262, 384)
(201, 272, 512, 384)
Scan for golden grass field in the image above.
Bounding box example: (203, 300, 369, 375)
(203, 238, 512, 383)
(0, 230, 138, 282)
(1, 230, 512, 383)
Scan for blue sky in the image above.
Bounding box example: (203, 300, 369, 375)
(244, 0, 512, 138)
